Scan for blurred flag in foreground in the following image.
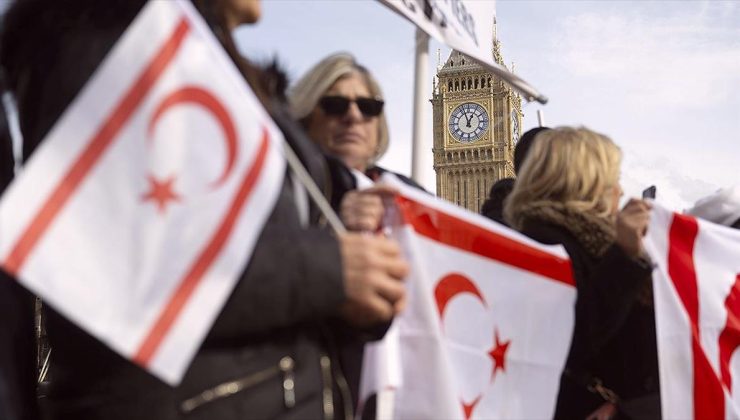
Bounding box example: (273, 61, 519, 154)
(0, 0, 285, 385)
(645, 205, 740, 419)
(360, 175, 575, 419)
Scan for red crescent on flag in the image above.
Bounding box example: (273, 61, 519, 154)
(148, 85, 238, 188)
(434, 273, 487, 320)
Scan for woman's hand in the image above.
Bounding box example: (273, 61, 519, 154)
(340, 185, 397, 232)
(585, 402, 617, 420)
(615, 198, 652, 258)
(337, 233, 409, 327)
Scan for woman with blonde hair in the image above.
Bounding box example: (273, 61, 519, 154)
(505, 127, 659, 420)
(290, 53, 389, 173)
(289, 53, 424, 234)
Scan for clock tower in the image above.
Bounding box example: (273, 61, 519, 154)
(431, 37, 523, 213)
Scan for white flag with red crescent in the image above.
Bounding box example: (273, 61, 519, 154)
(359, 175, 575, 419)
(0, 0, 285, 385)
(644, 205, 740, 419)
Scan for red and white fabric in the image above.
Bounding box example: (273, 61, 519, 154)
(645, 204, 740, 419)
(0, 0, 285, 385)
(360, 175, 576, 419)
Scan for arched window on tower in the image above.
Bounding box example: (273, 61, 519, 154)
(448, 81, 452, 92)
(455, 80, 459, 91)
(474, 78, 479, 89)
(467, 78, 472, 89)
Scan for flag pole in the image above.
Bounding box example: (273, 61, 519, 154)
(537, 109, 545, 127)
(410, 27, 429, 186)
(282, 143, 346, 234)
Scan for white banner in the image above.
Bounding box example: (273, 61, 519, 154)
(377, 0, 548, 103)
(360, 175, 575, 419)
(0, 0, 285, 385)
(645, 205, 740, 419)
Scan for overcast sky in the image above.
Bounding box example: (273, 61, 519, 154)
(235, 0, 739, 212)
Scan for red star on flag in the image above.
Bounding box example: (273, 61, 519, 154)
(488, 328, 511, 380)
(461, 395, 482, 420)
(141, 174, 180, 214)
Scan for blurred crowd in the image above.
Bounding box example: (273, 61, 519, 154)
(1, 1, 739, 420)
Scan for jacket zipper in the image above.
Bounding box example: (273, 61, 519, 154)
(180, 356, 295, 414)
(320, 326, 354, 420)
(320, 354, 335, 420)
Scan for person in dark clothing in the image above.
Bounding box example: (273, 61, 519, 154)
(505, 126, 659, 420)
(480, 177, 514, 225)
(513, 126, 550, 174)
(290, 52, 424, 234)
(480, 127, 550, 224)
(0, 1, 408, 419)
(288, 53, 423, 411)
(0, 69, 39, 420)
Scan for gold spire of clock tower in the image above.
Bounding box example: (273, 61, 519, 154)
(431, 33, 523, 213)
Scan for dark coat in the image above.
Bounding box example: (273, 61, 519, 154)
(518, 204, 659, 420)
(365, 165, 425, 191)
(0, 1, 359, 419)
(0, 59, 39, 420)
(322, 162, 425, 415)
(0, 274, 38, 420)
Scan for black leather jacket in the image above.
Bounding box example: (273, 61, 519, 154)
(1, 1, 361, 418)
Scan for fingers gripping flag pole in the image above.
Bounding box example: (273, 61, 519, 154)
(0, 0, 287, 385)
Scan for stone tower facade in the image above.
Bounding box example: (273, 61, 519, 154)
(431, 39, 523, 213)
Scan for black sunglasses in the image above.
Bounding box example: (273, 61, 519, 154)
(318, 95, 384, 117)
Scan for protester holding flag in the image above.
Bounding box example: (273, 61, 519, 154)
(0, 1, 408, 419)
(289, 52, 428, 408)
(505, 127, 660, 419)
(290, 53, 426, 230)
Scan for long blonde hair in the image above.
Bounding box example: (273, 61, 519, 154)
(504, 126, 622, 229)
(289, 52, 389, 162)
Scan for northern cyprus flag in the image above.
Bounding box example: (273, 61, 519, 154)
(360, 175, 576, 419)
(645, 205, 740, 419)
(0, 0, 285, 385)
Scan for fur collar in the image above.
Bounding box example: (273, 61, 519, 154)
(518, 201, 616, 258)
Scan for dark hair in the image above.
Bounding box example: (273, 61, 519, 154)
(513, 126, 550, 174)
(190, 0, 277, 108)
(732, 218, 740, 229)
(480, 177, 515, 225)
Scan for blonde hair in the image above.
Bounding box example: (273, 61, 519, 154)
(289, 52, 389, 162)
(504, 126, 622, 229)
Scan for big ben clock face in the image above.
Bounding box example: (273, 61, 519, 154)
(449, 102, 489, 143)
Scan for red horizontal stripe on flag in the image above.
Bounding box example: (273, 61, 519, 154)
(395, 196, 574, 287)
(4, 18, 191, 274)
(133, 128, 272, 366)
